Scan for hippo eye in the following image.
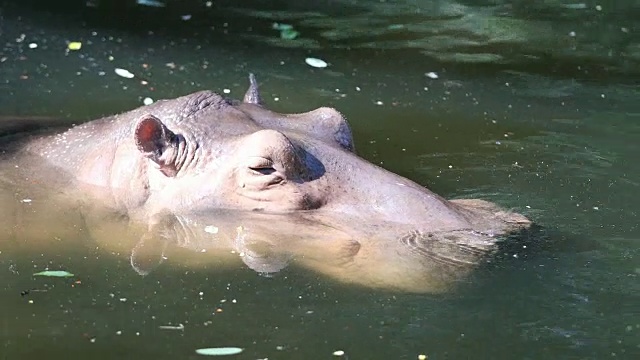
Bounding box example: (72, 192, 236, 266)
(247, 157, 277, 176)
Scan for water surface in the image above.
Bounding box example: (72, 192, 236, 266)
(1, 1, 639, 359)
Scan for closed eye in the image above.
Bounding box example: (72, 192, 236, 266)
(249, 166, 276, 175)
(246, 157, 278, 176)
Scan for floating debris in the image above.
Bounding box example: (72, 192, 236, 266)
(68, 42, 82, 51)
(195, 347, 244, 356)
(143, 97, 154, 106)
(33, 270, 74, 278)
(136, 0, 166, 7)
(425, 72, 439, 79)
(114, 68, 135, 79)
(305, 57, 328, 68)
(272, 23, 293, 31)
(272, 23, 300, 40)
(159, 323, 185, 331)
(181, 15, 192, 21)
(332, 350, 345, 356)
(28, 43, 38, 49)
(562, 3, 588, 9)
(280, 29, 300, 40)
(21, 198, 32, 203)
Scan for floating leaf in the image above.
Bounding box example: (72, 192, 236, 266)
(33, 270, 74, 278)
(305, 57, 328, 68)
(115, 68, 135, 79)
(195, 347, 243, 356)
(68, 42, 82, 50)
(280, 29, 300, 40)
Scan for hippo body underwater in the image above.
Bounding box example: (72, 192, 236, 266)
(0, 75, 532, 292)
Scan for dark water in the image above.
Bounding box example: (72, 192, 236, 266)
(1, 1, 639, 359)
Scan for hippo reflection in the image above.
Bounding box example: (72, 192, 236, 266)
(0, 74, 531, 293)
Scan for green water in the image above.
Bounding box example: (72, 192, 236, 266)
(1, 1, 639, 359)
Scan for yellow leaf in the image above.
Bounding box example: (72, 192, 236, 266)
(68, 42, 82, 51)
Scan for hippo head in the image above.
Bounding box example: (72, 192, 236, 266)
(107, 74, 526, 234)
(39, 74, 532, 292)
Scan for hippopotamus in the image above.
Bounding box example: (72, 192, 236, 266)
(0, 74, 532, 293)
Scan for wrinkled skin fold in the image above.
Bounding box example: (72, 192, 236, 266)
(0, 74, 533, 293)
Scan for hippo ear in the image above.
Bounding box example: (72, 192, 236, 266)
(243, 73, 263, 105)
(134, 115, 178, 175)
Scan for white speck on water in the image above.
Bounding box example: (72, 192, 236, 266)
(143, 97, 154, 105)
(305, 57, 328, 68)
(332, 350, 345, 356)
(375, 100, 383, 105)
(425, 71, 439, 79)
(119, 298, 127, 302)
(274, 97, 280, 102)
(569, 31, 576, 37)
(595, 4, 602, 11)
(116, 330, 122, 335)
(223, 88, 231, 94)
(28, 43, 38, 49)
(563, 3, 587, 10)
(526, 205, 531, 209)
(114, 68, 135, 78)
(593, 206, 599, 210)
(21, 199, 32, 203)
(355, 86, 361, 91)
(181, 14, 192, 21)
(448, 165, 453, 169)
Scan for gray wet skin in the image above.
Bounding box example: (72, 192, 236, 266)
(13, 74, 532, 292)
